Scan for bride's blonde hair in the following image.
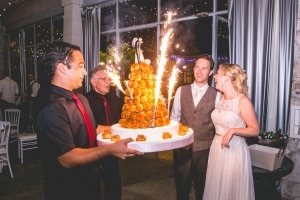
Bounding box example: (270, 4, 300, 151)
(219, 64, 248, 96)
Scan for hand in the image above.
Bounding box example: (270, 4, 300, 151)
(221, 129, 234, 148)
(110, 138, 143, 159)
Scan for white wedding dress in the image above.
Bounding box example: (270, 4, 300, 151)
(203, 95, 255, 200)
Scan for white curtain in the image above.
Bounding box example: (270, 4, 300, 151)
(82, 6, 101, 93)
(228, 0, 298, 133)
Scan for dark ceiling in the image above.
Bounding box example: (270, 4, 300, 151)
(0, 0, 24, 16)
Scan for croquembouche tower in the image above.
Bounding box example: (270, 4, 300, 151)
(118, 37, 170, 129)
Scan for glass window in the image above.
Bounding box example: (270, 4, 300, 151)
(8, 30, 20, 80)
(161, 0, 213, 18)
(119, 0, 157, 28)
(120, 28, 157, 63)
(101, 4, 116, 31)
(25, 46, 34, 74)
(217, 14, 229, 66)
(169, 17, 212, 57)
(217, 0, 228, 11)
(1, 34, 10, 74)
(98, 0, 229, 90)
(52, 14, 64, 41)
(36, 44, 48, 81)
(167, 17, 212, 83)
(23, 25, 34, 46)
(36, 19, 51, 43)
(100, 33, 116, 53)
(36, 44, 47, 61)
(7, 13, 64, 91)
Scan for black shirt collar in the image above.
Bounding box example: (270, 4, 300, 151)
(91, 89, 109, 99)
(50, 84, 74, 101)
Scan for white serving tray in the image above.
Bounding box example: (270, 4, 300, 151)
(97, 128, 194, 153)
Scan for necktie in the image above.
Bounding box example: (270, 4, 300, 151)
(194, 88, 202, 106)
(100, 95, 112, 125)
(72, 93, 96, 147)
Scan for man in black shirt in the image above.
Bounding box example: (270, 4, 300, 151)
(37, 41, 142, 200)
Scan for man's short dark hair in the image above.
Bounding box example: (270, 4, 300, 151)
(194, 54, 215, 70)
(1, 70, 9, 78)
(43, 41, 81, 81)
(89, 64, 107, 79)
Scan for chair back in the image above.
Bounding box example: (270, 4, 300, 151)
(0, 121, 11, 148)
(4, 109, 21, 128)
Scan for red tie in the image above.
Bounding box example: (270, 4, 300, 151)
(100, 95, 112, 125)
(72, 93, 96, 147)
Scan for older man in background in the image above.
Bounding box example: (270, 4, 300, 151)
(85, 66, 123, 200)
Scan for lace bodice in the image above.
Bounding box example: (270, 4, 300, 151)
(211, 95, 246, 135)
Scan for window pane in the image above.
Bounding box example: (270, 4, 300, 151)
(1, 34, 10, 74)
(52, 14, 64, 41)
(169, 17, 212, 57)
(100, 33, 116, 53)
(161, 0, 213, 18)
(119, 0, 157, 28)
(101, 4, 116, 31)
(217, 0, 228, 11)
(36, 44, 47, 61)
(36, 44, 47, 81)
(120, 28, 157, 63)
(167, 17, 213, 86)
(8, 30, 20, 80)
(217, 14, 229, 66)
(25, 46, 34, 73)
(23, 25, 34, 46)
(36, 19, 51, 43)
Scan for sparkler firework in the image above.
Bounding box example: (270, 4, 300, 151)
(167, 59, 180, 113)
(103, 11, 179, 128)
(151, 11, 175, 127)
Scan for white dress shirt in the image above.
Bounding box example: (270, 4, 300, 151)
(0, 77, 19, 103)
(170, 82, 220, 122)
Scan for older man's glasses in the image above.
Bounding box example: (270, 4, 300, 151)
(94, 77, 111, 82)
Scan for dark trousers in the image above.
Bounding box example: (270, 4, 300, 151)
(18, 101, 30, 132)
(173, 148, 210, 200)
(99, 156, 121, 200)
(43, 177, 101, 200)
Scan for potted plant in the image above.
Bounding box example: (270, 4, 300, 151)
(258, 129, 289, 149)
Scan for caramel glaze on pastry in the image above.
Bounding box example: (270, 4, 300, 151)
(111, 134, 121, 142)
(102, 129, 112, 139)
(136, 134, 146, 142)
(178, 123, 189, 136)
(162, 132, 172, 139)
(119, 62, 170, 128)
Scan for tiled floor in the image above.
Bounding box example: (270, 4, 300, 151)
(0, 144, 196, 200)
(0, 144, 289, 200)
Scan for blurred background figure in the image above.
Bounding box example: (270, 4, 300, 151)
(85, 65, 123, 200)
(19, 73, 40, 132)
(27, 73, 40, 101)
(0, 70, 19, 119)
(27, 73, 40, 130)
